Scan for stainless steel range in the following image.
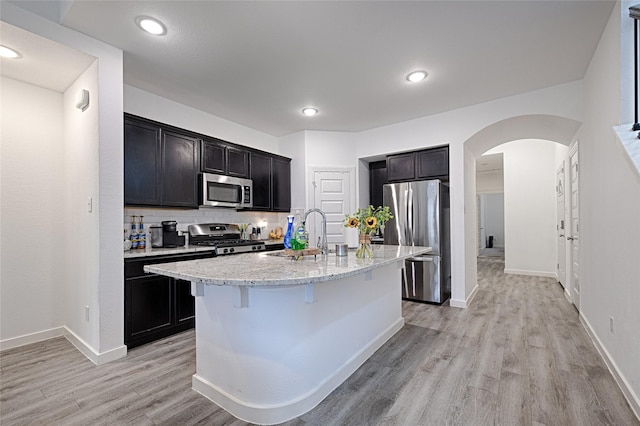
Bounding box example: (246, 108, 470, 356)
(188, 223, 265, 255)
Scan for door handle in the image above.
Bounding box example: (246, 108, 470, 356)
(567, 236, 574, 241)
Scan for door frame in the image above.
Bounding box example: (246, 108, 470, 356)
(556, 161, 567, 288)
(567, 142, 580, 309)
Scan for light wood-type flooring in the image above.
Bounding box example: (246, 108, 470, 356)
(1, 257, 638, 425)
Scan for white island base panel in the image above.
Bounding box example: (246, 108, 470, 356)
(190, 260, 403, 425)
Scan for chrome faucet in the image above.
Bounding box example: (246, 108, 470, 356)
(302, 208, 328, 255)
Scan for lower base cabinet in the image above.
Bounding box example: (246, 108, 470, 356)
(124, 251, 215, 348)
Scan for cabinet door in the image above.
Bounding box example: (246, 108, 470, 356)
(125, 275, 173, 343)
(227, 146, 249, 178)
(162, 130, 199, 207)
(369, 160, 387, 207)
(124, 119, 161, 206)
(272, 157, 291, 212)
(416, 147, 449, 179)
(175, 279, 195, 324)
(387, 152, 416, 182)
(250, 152, 272, 210)
(201, 139, 226, 174)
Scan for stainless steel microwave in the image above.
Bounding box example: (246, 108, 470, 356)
(199, 173, 253, 209)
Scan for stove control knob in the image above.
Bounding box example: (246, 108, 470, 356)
(230, 248, 235, 253)
(223, 248, 228, 254)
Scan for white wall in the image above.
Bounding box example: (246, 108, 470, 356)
(0, 77, 66, 342)
(485, 139, 562, 276)
(476, 170, 504, 194)
(62, 61, 101, 348)
(124, 85, 278, 155)
(577, 1, 640, 411)
(2, 3, 125, 361)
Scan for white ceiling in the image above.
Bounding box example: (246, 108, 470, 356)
(0, 21, 95, 92)
(3, 1, 614, 137)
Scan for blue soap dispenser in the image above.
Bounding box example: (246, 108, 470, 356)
(284, 215, 295, 249)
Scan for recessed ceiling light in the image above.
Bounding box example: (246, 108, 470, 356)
(302, 107, 318, 117)
(406, 70, 428, 83)
(136, 16, 167, 35)
(0, 45, 21, 59)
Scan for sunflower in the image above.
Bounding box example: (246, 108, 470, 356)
(347, 217, 359, 228)
(365, 216, 377, 229)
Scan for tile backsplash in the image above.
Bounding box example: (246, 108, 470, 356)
(124, 207, 290, 237)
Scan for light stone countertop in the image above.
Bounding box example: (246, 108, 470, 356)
(124, 239, 284, 259)
(144, 245, 431, 287)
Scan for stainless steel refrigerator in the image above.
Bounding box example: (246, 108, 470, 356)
(383, 180, 451, 304)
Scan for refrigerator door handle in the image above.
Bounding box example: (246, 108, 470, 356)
(407, 186, 414, 245)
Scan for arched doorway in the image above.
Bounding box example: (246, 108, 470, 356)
(461, 114, 581, 306)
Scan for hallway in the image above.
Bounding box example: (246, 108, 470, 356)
(1, 258, 637, 425)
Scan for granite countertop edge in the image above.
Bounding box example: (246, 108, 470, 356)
(143, 245, 431, 287)
(124, 240, 284, 259)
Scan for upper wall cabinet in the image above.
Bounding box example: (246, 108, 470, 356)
(124, 113, 291, 212)
(386, 152, 416, 182)
(386, 146, 449, 182)
(124, 118, 162, 206)
(161, 130, 199, 207)
(125, 115, 199, 208)
(249, 152, 291, 212)
(201, 138, 249, 178)
(416, 146, 448, 179)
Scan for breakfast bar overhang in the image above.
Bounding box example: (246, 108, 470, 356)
(145, 245, 430, 425)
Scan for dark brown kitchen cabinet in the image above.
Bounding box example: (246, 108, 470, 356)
(272, 156, 291, 211)
(386, 146, 449, 182)
(249, 152, 272, 210)
(175, 279, 195, 325)
(387, 152, 416, 182)
(124, 115, 199, 208)
(124, 251, 215, 349)
(369, 160, 387, 207)
(249, 152, 291, 212)
(416, 146, 448, 179)
(201, 138, 249, 178)
(161, 130, 199, 207)
(124, 118, 162, 205)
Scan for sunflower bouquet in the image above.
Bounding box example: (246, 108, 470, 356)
(343, 205, 393, 258)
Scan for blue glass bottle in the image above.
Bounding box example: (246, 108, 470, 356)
(283, 215, 295, 249)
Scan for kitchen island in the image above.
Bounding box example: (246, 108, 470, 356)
(145, 244, 430, 424)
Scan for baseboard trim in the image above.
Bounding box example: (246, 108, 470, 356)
(193, 318, 404, 424)
(450, 284, 479, 309)
(0, 326, 126, 365)
(0, 326, 66, 352)
(580, 313, 640, 421)
(504, 269, 556, 278)
(64, 328, 127, 366)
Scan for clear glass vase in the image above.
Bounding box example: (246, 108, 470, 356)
(356, 233, 373, 259)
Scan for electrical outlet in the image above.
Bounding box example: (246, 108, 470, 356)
(610, 316, 615, 334)
(85, 306, 90, 322)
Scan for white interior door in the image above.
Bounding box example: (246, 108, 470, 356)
(310, 169, 353, 247)
(556, 163, 567, 287)
(568, 147, 580, 309)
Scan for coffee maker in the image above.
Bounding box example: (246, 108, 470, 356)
(161, 221, 185, 248)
